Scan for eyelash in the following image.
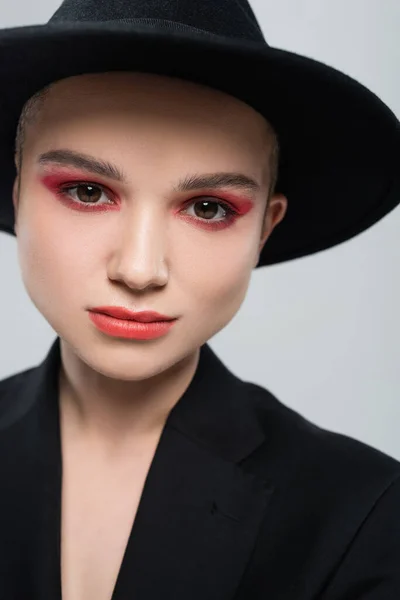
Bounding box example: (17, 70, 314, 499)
(54, 181, 240, 230)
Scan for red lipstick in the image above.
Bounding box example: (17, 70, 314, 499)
(90, 307, 175, 321)
(88, 307, 177, 340)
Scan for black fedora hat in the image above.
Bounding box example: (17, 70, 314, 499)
(0, 0, 399, 267)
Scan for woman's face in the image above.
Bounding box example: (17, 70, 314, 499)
(13, 72, 287, 381)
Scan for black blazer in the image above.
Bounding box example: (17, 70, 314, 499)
(0, 337, 399, 599)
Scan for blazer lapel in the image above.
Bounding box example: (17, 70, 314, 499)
(113, 342, 275, 599)
(113, 423, 274, 599)
(0, 338, 275, 600)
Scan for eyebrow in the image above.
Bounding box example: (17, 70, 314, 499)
(37, 149, 261, 195)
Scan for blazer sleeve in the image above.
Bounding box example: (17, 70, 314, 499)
(320, 473, 400, 600)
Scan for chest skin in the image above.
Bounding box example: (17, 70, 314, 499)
(60, 418, 162, 600)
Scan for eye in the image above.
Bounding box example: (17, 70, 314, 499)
(183, 198, 238, 222)
(56, 183, 239, 225)
(57, 183, 112, 205)
(55, 182, 240, 230)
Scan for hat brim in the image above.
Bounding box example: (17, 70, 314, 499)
(0, 21, 399, 266)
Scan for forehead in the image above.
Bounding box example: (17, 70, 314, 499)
(24, 72, 274, 188)
(40, 72, 271, 138)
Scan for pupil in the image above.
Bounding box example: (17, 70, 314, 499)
(196, 201, 218, 219)
(78, 184, 100, 203)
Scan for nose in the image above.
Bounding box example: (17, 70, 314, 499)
(107, 205, 169, 291)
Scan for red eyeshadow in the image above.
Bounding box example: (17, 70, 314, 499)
(38, 169, 255, 227)
(39, 171, 119, 212)
(211, 191, 254, 215)
(39, 171, 108, 189)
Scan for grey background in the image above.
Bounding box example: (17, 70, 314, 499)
(0, 0, 399, 459)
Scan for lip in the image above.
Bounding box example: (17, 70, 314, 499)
(88, 311, 177, 340)
(89, 306, 175, 322)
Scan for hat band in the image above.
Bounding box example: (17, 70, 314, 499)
(47, 16, 266, 44)
(97, 18, 224, 40)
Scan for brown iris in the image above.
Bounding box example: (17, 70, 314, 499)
(75, 184, 101, 203)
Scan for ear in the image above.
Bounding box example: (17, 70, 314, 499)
(254, 193, 288, 267)
(12, 177, 20, 234)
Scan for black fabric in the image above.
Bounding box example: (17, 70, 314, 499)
(0, 0, 399, 266)
(0, 337, 399, 599)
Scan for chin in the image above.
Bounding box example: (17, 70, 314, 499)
(62, 332, 190, 381)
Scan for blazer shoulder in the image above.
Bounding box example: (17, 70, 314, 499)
(0, 365, 39, 430)
(0, 365, 36, 396)
(241, 379, 400, 489)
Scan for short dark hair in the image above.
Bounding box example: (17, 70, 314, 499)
(14, 82, 280, 205)
(14, 84, 52, 181)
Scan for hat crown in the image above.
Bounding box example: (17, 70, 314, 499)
(48, 0, 267, 44)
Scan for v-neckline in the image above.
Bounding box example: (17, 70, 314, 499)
(54, 378, 174, 600)
(32, 337, 271, 600)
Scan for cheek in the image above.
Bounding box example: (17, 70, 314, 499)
(186, 249, 253, 321)
(16, 205, 95, 310)
(176, 224, 259, 315)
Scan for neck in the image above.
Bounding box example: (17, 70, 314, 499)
(58, 340, 200, 451)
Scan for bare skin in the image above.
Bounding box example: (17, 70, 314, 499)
(59, 385, 163, 600)
(13, 71, 287, 600)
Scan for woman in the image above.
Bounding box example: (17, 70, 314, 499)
(0, 1, 399, 599)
